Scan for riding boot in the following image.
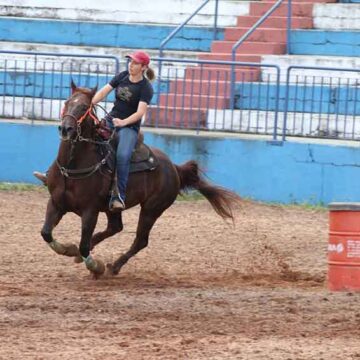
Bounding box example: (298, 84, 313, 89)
(109, 174, 125, 211)
(33, 171, 48, 186)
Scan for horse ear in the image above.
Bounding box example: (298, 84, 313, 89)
(90, 85, 98, 99)
(70, 79, 77, 94)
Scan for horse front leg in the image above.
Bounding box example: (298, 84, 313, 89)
(90, 211, 123, 251)
(79, 211, 105, 277)
(41, 198, 81, 259)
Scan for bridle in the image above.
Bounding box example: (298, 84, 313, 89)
(59, 103, 100, 142)
(57, 103, 115, 180)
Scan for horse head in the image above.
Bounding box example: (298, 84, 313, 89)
(59, 80, 98, 141)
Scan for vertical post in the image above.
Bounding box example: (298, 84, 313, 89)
(286, 0, 292, 54)
(156, 53, 163, 128)
(213, 0, 219, 40)
(282, 67, 292, 141)
(272, 66, 281, 141)
(229, 54, 236, 125)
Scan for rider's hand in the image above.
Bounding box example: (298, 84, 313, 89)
(113, 118, 127, 128)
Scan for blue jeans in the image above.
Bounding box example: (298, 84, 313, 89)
(105, 116, 137, 200)
(115, 127, 138, 200)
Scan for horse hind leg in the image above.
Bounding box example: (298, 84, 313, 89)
(107, 208, 160, 275)
(90, 211, 123, 251)
(41, 198, 81, 259)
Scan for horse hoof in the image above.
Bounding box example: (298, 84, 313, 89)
(93, 259, 105, 276)
(74, 255, 83, 264)
(106, 263, 118, 276)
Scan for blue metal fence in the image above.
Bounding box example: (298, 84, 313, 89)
(1, 51, 360, 142)
(150, 57, 281, 140)
(0, 50, 119, 121)
(283, 66, 360, 141)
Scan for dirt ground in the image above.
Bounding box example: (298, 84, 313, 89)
(1, 189, 360, 360)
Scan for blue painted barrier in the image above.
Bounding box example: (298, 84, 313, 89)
(290, 30, 360, 57)
(2, 121, 360, 205)
(0, 18, 224, 51)
(0, 71, 170, 103)
(235, 83, 360, 115)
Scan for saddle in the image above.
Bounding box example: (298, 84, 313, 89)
(96, 121, 158, 174)
(129, 132, 158, 173)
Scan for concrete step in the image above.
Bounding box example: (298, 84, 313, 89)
(261, 54, 360, 84)
(159, 93, 230, 108)
(237, 15, 313, 28)
(198, 53, 262, 63)
(146, 106, 207, 129)
(250, 2, 313, 17)
(225, 27, 286, 42)
(313, 3, 360, 30)
(0, 41, 200, 75)
(211, 40, 286, 54)
(169, 79, 232, 96)
(207, 109, 359, 139)
(184, 66, 261, 81)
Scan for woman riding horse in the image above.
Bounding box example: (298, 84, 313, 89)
(39, 84, 241, 279)
(35, 50, 155, 212)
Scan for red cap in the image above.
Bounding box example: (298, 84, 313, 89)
(126, 51, 150, 66)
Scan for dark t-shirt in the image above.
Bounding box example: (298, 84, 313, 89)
(108, 70, 153, 131)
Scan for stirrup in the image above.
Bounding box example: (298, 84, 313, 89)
(109, 196, 125, 211)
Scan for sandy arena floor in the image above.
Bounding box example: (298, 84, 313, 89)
(1, 189, 360, 359)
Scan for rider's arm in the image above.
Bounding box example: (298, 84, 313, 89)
(92, 84, 113, 105)
(113, 101, 148, 127)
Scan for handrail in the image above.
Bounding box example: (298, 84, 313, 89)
(159, 0, 219, 58)
(229, 0, 289, 111)
(156, 0, 219, 127)
(230, 0, 285, 62)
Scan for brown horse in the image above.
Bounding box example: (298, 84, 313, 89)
(41, 81, 241, 278)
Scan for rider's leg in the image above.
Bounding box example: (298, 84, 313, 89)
(109, 127, 138, 211)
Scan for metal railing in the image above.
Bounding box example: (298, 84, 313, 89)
(150, 57, 282, 137)
(157, 0, 220, 123)
(0, 50, 119, 122)
(1, 52, 360, 142)
(159, 0, 220, 59)
(229, 0, 290, 112)
(283, 66, 360, 141)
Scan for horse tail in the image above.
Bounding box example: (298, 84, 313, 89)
(175, 160, 241, 220)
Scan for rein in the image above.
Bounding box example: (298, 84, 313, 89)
(57, 104, 115, 180)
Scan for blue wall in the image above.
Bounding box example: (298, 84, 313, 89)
(3, 73, 359, 115)
(2, 121, 360, 205)
(235, 83, 360, 115)
(290, 30, 360, 57)
(0, 72, 170, 104)
(0, 18, 223, 51)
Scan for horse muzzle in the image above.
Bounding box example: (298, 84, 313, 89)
(58, 125, 76, 140)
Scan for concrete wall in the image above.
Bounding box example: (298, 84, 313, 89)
(2, 120, 360, 205)
(0, 0, 248, 26)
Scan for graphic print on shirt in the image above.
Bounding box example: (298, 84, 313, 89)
(117, 86, 132, 102)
